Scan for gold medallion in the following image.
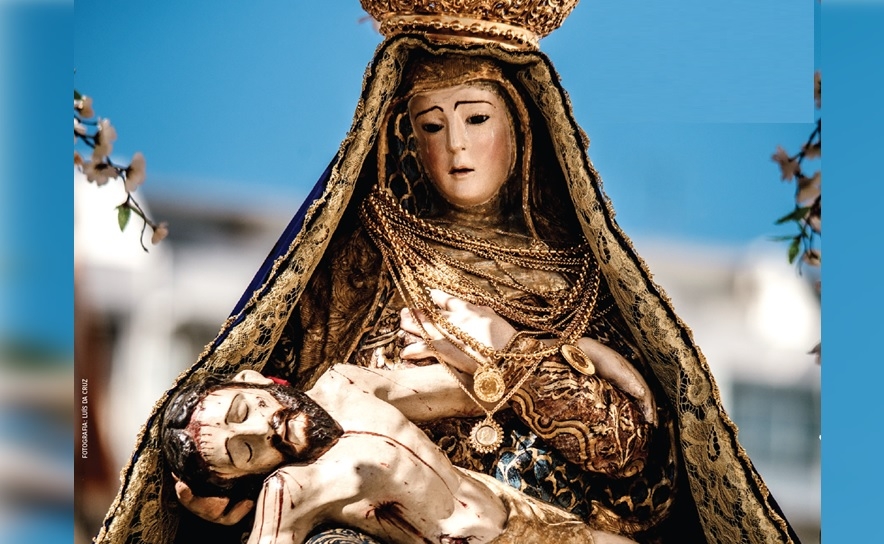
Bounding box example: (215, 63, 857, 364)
(560, 344, 595, 375)
(473, 368, 505, 403)
(469, 418, 503, 453)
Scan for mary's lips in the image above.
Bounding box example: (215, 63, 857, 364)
(449, 167, 473, 174)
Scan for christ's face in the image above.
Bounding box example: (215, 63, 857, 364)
(408, 83, 515, 209)
(189, 376, 340, 479)
(191, 387, 304, 478)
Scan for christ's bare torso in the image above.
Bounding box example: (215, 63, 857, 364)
(246, 369, 507, 544)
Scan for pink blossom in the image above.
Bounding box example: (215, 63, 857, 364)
(151, 222, 169, 245)
(75, 96, 95, 118)
(801, 249, 821, 267)
(796, 171, 821, 205)
(771, 146, 800, 181)
(802, 141, 821, 160)
(92, 119, 118, 160)
(125, 152, 147, 192)
(83, 160, 118, 186)
(807, 212, 821, 234)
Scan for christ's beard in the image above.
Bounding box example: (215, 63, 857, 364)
(266, 387, 343, 465)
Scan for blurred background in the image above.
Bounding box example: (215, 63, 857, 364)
(10, 0, 830, 543)
(1, 1, 74, 543)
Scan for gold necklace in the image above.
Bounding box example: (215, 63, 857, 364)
(360, 188, 604, 452)
(360, 189, 601, 353)
(416, 324, 545, 453)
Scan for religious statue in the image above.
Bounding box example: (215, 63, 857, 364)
(95, 2, 802, 543)
(160, 366, 638, 544)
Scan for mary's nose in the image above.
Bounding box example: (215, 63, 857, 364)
(446, 120, 467, 152)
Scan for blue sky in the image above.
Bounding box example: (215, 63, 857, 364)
(72, 0, 817, 248)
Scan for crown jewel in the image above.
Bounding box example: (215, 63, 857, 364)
(361, 0, 580, 50)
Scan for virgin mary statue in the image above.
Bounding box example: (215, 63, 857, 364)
(95, 2, 801, 543)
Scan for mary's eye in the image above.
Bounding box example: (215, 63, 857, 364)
(421, 123, 443, 133)
(467, 114, 489, 125)
(258, 399, 267, 408)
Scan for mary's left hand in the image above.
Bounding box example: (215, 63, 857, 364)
(399, 289, 516, 375)
(399, 290, 658, 425)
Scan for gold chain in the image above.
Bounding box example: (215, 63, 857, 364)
(361, 188, 601, 363)
(417, 323, 546, 453)
(359, 188, 604, 453)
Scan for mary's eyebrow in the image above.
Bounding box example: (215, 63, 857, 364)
(414, 105, 443, 119)
(454, 99, 493, 109)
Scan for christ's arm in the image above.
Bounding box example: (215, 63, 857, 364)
(312, 363, 486, 423)
(247, 470, 316, 544)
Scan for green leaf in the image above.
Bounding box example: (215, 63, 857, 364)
(117, 205, 131, 232)
(775, 206, 811, 225)
(787, 236, 801, 263)
(74, 89, 82, 100)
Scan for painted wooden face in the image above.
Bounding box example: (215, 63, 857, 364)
(191, 375, 314, 478)
(408, 83, 515, 209)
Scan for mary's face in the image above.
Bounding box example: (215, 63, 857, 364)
(408, 84, 515, 209)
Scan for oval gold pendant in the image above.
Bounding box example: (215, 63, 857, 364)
(469, 418, 503, 454)
(560, 344, 595, 376)
(473, 368, 505, 403)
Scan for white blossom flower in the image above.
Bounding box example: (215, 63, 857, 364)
(75, 95, 95, 118)
(92, 118, 118, 160)
(125, 152, 147, 192)
(151, 222, 169, 245)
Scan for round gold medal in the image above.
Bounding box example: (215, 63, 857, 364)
(469, 418, 504, 453)
(473, 368, 505, 403)
(560, 344, 595, 375)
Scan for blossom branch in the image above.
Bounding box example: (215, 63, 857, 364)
(74, 90, 168, 250)
(771, 71, 821, 269)
(770, 69, 821, 364)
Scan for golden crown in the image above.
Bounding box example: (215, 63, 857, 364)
(360, 0, 581, 50)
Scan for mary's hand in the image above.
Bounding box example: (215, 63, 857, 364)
(398, 290, 657, 426)
(574, 337, 658, 426)
(173, 475, 254, 526)
(399, 289, 516, 375)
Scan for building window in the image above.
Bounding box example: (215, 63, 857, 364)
(730, 381, 820, 468)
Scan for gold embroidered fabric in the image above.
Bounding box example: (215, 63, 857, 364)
(464, 469, 598, 544)
(95, 36, 800, 544)
(501, 337, 650, 478)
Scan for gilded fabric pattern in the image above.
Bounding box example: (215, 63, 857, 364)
(354, 283, 680, 541)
